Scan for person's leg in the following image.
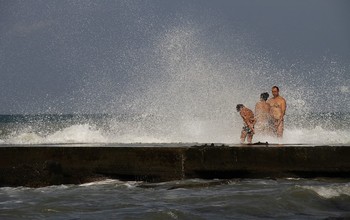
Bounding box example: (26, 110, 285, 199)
(277, 119, 284, 138)
(261, 121, 270, 136)
(273, 119, 279, 136)
(267, 118, 274, 136)
(247, 133, 253, 144)
(240, 129, 247, 143)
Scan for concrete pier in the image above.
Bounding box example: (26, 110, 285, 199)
(0, 144, 349, 187)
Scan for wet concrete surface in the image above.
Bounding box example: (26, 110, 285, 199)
(0, 144, 349, 187)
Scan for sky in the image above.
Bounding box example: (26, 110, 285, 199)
(0, 0, 349, 114)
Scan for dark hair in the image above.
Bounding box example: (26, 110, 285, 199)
(260, 92, 269, 101)
(272, 86, 279, 91)
(236, 104, 244, 112)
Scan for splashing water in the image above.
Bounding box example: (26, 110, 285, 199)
(1, 2, 349, 145)
(300, 183, 350, 199)
(1, 112, 350, 145)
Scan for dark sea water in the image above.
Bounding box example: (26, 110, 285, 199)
(1, 178, 349, 219)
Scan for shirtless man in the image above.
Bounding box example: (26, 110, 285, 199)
(236, 104, 256, 144)
(267, 86, 286, 138)
(255, 92, 271, 135)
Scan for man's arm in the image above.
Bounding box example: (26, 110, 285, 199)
(241, 111, 249, 125)
(241, 111, 248, 125)
(266, 99, 271, 105)
(281, 98, 286, 117)
(255, 103, 258, 115)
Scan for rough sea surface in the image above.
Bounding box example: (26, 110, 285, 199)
(1, 178, 349, 219)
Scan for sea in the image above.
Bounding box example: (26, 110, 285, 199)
(1, 178, 349, 219)
(0, 113, 349, 219)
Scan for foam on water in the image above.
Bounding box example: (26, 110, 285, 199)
(45, 124, 106, 143)
(283, 127, 350, 145)
(2, 121, 350, 145)
(300, 183, 350, 199)
(1, 178, 349, 219)
(79, 179, 121, 187)
(4, 124, 106, 144)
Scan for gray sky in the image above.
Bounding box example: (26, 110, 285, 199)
(0, 0, 349, 114)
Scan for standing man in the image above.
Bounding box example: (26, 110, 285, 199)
(236, 104, 256, 144)
(255, 92, 271, 135)
(267, 86, 286, 138)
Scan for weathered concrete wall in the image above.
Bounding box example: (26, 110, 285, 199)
(0, 145, 349, 187)
(184, 145, 350, 179)
(0, 147, 184, 187)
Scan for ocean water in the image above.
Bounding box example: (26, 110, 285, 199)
(1, 178, 349, 219)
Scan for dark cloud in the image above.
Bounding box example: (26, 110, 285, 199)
(0, 0, 349, 114)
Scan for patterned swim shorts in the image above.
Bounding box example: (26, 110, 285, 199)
(242, 125, 253, 134)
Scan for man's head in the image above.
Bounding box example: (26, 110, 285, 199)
(236, 104, 244, 112)
(260, 92, 269, 101)
(271, 86, 279, 98)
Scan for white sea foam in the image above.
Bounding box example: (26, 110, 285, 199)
(3, 122, 350, 145)
(45, 124, 106, 143)
(283, 126, 350, 145)
(79, 179, 123, 187)
(5, 124, 106, 144)
(5, 132, 43, 144)
(300, 184, 350, 199)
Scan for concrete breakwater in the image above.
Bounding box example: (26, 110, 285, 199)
(0, 144, 349, 187)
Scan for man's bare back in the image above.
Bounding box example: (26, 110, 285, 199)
(255, 102, 270, 117)
(236, 104, 255, 144)
(254, 92, 272, 135)
(255, 100, 271, 134)
(240, 107, 255, 131)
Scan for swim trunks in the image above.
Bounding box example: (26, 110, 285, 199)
(242, 125, 253, 134)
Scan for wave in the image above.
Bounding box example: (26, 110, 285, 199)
(254, 126, 350, 145)
(283, 126, 350, 145)
(1, 122, 350, 145)
(299, 183, 350, 199)
(79, 179, 141, 188)
(3, 124, 106, 144)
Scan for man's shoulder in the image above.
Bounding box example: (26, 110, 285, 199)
(263, 102, 270, 107)
(279, 96, 286, 102)
(245, 108, 254, 114)
(242, 107, 252, 113)
(257, 101, 269, 107)
(267, 98, 274, 104)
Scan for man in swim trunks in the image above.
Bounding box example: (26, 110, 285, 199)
(255, 92, 272, 135)
(236, 104, 256, 144)
(267, 86, 286, 138)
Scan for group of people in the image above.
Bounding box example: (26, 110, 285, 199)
(236, 86, 287, 144)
